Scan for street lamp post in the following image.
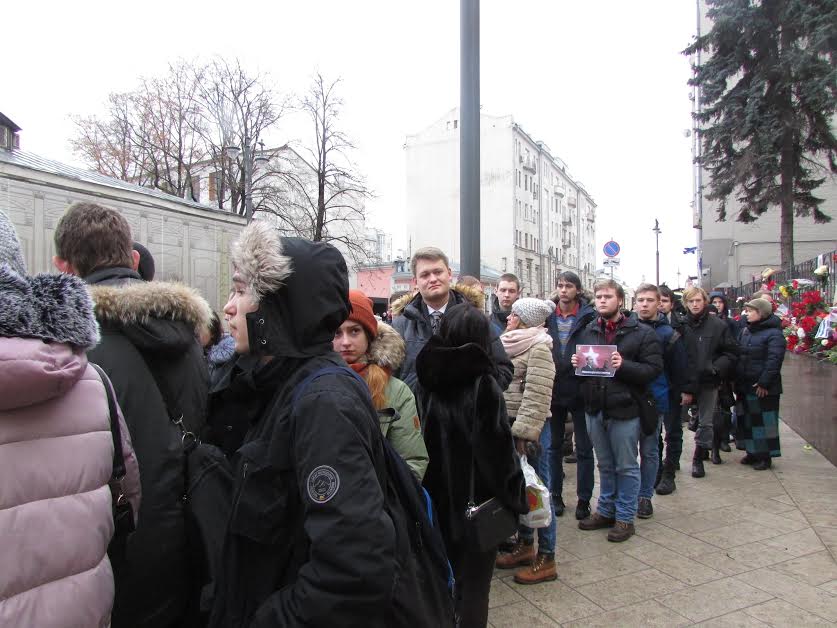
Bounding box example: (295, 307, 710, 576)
(652, 218, 661, 286)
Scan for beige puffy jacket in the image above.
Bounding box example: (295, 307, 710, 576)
(504, 339, 555, 442)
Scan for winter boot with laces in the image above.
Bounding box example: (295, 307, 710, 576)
(607, 521, 636, 542)
(495, 540, 535, 569)
(513, 553, 557, 585)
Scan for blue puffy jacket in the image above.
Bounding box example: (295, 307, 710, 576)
(637, 314, 688, 412)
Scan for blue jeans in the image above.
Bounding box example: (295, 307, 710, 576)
(549, 404, 594, 503)
(586, 413, 641, 523)
(639, 415, 664, 499)
(518, 420, 556, 554)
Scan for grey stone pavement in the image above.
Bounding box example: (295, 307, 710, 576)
(488, 422, 837, 627)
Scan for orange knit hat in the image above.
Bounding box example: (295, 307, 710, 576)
(347, 289, 378, 339)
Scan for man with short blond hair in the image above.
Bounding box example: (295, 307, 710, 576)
(680, 286, 738, 479)
(393, 247, 513, 393)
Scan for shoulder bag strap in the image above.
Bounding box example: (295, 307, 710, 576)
(467, 375, 483, 508)
(90, 363, 126, 488)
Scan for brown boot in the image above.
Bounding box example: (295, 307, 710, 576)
(495, 541, 535, 569)
(607, 521, 636, 543)
(513, 553, 557, 585)
(578, 511, 616, 531)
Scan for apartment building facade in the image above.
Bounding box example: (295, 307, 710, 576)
(405, 108, 597, 298)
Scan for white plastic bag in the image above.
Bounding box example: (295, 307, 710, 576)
(519, 455, 552, 529)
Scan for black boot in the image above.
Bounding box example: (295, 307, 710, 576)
(711, 435, 723, 465)
(753, 455, 772, 471)
(656, 465, 676, 495)
(692, 447, 706, 478)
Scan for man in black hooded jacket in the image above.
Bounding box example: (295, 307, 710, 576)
(208, 222, 397, 627)
(53, 202, 210, 628)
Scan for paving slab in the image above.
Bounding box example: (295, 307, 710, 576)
(487, 420, 837, 624)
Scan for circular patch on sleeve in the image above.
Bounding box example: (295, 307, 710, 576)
(307, 465, 340, 504)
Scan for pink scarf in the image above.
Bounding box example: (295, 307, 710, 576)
(500, 326, 553, 359)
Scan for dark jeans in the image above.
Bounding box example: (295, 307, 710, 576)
(549, 403, 594, 503)
(449, 545, 497, 628)
(659, 391, 683, 468)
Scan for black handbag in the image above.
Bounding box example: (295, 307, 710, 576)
(630, 388, 659, 436)
(90, 363, 136, 566)
(463, 377, 518, 553)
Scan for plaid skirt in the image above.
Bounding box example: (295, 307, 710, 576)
(735, 393, 781, 458)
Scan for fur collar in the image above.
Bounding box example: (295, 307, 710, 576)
(390, 292, 415, 317)
(89, 280, 212, 332)
(453, 283, 486, 310)
(367, 322, 406, 370)
(0, 266, 100, 350)
(230, 221, 293, 301)
(416, 335, 496, 392)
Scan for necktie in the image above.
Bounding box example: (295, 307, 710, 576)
(430, 311, 443, 335)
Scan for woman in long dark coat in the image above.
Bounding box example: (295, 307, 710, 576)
(734, 298, 786, 470)
(416, 303, 527, 628)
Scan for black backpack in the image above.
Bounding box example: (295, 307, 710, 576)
(291, 366, 456, 628)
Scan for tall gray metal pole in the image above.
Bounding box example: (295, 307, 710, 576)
(653, 218, 661, 285)
(460, 0, 480, 277)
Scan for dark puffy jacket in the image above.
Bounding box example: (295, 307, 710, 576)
(680, 308, 739, 394)
(576, 313, 663, 420)
(546, 300, 597, 409)
(489, 294, 510, 335)
(416, 336, 527, 553)
(209, 237, 397, 628)
(392, 290, 513, 394)
(85, 266, 210, 628)
(735, 315, 786, 396)
(637, 314, 688, 412)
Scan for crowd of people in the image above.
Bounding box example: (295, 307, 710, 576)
(0, 203, 788, 628)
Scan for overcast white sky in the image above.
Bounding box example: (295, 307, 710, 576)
(5, 0, 699, 287)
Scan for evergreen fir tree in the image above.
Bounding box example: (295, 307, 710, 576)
(685, 0, 837, 270)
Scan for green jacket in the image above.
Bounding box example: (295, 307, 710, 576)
(381, 376, 429, 481)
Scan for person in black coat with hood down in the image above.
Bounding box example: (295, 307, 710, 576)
(734, 298, 786, 470)
(53, 202, 211, 628)
(417, 303, 527, 628)
(209, 222, 398, 628)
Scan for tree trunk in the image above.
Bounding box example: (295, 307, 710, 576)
(779, 17, 795, 274)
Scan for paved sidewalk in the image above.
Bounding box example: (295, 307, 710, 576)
(489, 422, 837, 626)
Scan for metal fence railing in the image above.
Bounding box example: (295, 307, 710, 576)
(723, 249, 836, 307)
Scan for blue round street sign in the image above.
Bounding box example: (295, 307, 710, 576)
(603, 240, 620, 258)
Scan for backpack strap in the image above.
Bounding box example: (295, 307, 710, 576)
(290, 365, 366, 409)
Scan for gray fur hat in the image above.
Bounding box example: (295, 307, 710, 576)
(0, 212, 99, 349)
(230, 221, 294, 301)
(512, 298, 555, 328)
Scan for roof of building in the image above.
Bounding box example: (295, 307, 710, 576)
(0, 148, 238, 217)
(0, 113, 21, 133)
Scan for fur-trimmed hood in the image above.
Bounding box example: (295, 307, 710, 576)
(390, 291, 416, 317)
(230, 221, 293, 301)
(453, 283, 486, 311)
(90, 280, 213, 333)
(229, 223, 350, 359)
(367, 322, 406, 370)
(0, 265, 99, 350)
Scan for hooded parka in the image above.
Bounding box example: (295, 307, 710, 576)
(0, 254, 140, 628)
(209, 226, 397, 628)
(85, 267, 211, 628)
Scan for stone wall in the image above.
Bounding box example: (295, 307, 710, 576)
(779, 354, 837, 466)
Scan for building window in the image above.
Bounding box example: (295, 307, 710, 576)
(190, 176, 200, 202)
(454, 119, 458, 129)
